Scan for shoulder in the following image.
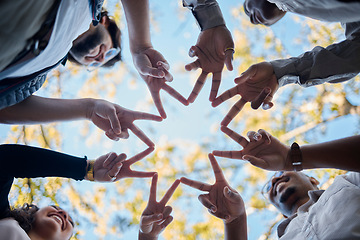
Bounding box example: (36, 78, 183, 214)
(0, 218, 30, 240)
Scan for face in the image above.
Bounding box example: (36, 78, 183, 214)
(29, 206, 74, 240)
(267, 172, 319, 217)
(70, 20, 113, 66)
(243, 0, 286, 26)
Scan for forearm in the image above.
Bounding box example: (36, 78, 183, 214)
(0, 144, 87, 180)
(224, 214, 247, 240)
(301, 135, 360, 172)
(271, 37, 360, 88)
(0, 95, 93, 124)
(138, 231, 158, 240)
(121, 0, 152, 54)
(183, 0, 225, 31)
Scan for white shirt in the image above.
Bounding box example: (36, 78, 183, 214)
(6, 0, 91, 78)
(278, 172, 360, 240)
(268, 0, 360, 23)
(0, 218, 30, 240)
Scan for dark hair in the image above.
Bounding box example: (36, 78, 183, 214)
(67, 10, 122, 67)
(8, 203, 39, 233)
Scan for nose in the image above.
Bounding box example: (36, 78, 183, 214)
(95, 52, 105, 63)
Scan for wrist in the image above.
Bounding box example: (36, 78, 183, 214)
(138, 231, 158, 240)
(224, 212, 246, 226)
(84, 98, 95, 120)
(130, 43, 153, 55)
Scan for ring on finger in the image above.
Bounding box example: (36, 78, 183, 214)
(224, 47, 235, 54)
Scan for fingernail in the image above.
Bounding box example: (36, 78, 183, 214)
(254, 133, 261, 141)
(114, 128, 121, 134)
(210, 206, 216, 213)
(242, 156, 250, 161)
(262, 103, 270, 110)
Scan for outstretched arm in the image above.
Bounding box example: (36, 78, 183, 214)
(213, 126, 360, 172)
(0, 95, 162, 145)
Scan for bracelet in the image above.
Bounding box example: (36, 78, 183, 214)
(290, 142, 303, 171)
(85, 160, 95, 181)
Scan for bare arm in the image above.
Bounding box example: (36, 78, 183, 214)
(121, 0, 152, 54)
(224, 214, 247, 240)
(301, 135, 360, 172)
(0, 95, 91, 124)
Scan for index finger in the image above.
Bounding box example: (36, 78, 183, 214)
(212, 85, 240, 107)
(180, 177, 212, 192)
(149, 173, 158, 202)
(129, 124, 155, 147)
(126, 147, 155, 165)
(221, 98, 247, 126)
(209, 72, 222, 102)
(162, 84, 189, 106)
(221, 126, 249, 148)
(188, 71, 208, 103)
(208, 154, 226, 182)
(132, 110, 163, 122)
(159, 179, 180, 205)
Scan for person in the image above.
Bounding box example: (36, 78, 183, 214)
(138, 174, 180, 240)
(0, 97, 162, 145)
(0, 144, 156, 239)
(212, 0, 360, 126)
(213, 126, 360, 172)
(212, 127, 360, 239)
(183, 0, 235, 104)
(181, 154, 248, 240)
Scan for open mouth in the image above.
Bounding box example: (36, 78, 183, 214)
(273, 176, 289, 196)
(49, 214, 64, 230)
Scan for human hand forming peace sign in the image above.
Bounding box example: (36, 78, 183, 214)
(139, 174, 180, 240)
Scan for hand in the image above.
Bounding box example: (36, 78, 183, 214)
(133, 47, 189, 119)
(186, 25, 234, 103)
(212, 62, 279, 126)
(102, 147, 157, 181)
(213, 126, 291, 171)
(92, 152, 126, 182)
(139, 174, 180, 239)
(88, 99, 162, 146)
(180, 154, 245, 224)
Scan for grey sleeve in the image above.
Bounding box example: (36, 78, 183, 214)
(182, 0, 225, 31)
(270, 25, 360, 88)
(344, 172, 360, 187)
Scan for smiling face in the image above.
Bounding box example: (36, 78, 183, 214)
(28, 206, 74, 240)
(268, 172, 319, 217)
(243, 0, 286, 26)
(70, 21, 113, 66)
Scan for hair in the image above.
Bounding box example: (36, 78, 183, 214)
(67, 9, 122, 67)
(8, 203, 39, 233)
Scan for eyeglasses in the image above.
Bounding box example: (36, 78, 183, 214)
(261, 171, 284, 196)
(87, 47, 120, 71)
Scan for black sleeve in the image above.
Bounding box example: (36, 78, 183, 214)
(0, 144, 87, 217)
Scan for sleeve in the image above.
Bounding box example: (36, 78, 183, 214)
(182, 0, 225, 31)
(270, 23, 360, 88)
(344, 172, 360, 187)
(0, 144, 88, 218)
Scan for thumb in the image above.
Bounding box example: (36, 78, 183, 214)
(223, 186, 234, 200)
